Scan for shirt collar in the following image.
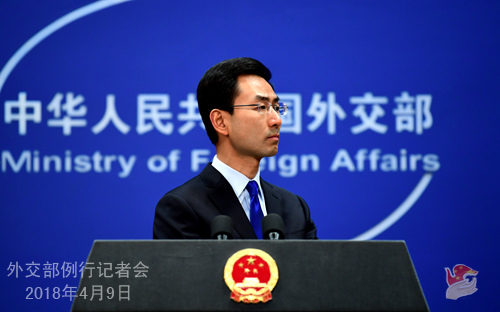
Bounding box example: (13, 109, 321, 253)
(211, 155, 263, 197)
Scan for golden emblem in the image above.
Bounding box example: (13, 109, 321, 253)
(224, 248, 279, 303)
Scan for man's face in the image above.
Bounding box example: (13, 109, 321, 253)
(225, 75, 282, 162)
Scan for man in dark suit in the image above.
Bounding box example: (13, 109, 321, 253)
(153, 57, 317, 239)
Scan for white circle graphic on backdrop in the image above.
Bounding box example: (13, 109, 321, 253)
(0, 0, 132, 94)
(0, 0, 434, 240)
(351, 173, 433, 240)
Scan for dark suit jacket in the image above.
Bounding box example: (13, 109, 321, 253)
(153, 164, 317, 239)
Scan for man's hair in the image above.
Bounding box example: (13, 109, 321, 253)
(197, 57, 272, 145)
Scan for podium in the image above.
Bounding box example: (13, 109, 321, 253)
(71, 240, 429, 311)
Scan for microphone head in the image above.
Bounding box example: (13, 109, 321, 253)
(211, 215, 233, 239)
(262, 213, 285, 239)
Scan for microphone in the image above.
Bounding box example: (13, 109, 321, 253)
(261, 213, 285, 240)
(211, 215, 233, 240)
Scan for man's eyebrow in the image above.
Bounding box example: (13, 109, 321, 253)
(255, 95, 280, 103)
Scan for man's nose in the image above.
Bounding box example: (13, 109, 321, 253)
(268, 108, 282, 127)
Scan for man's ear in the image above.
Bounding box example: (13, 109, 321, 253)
(210, 109, 229, 137)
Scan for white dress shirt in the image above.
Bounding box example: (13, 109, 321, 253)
(211, 155, 267, 220)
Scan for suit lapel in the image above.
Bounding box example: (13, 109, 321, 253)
(261, 179, 283, 216)
(200, 164, 257, 239)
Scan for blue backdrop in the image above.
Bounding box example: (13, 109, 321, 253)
(1, 1, 499, 311)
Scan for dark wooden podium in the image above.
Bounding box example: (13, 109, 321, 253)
(71, 240, 429, 311)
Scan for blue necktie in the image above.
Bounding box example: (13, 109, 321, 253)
(246, 180, 264, 239)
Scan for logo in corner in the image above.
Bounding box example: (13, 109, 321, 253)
(445, 264, 478, 300)
(224, 248, 278, 303)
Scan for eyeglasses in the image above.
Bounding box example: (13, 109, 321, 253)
(231, 102, 288, 116)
